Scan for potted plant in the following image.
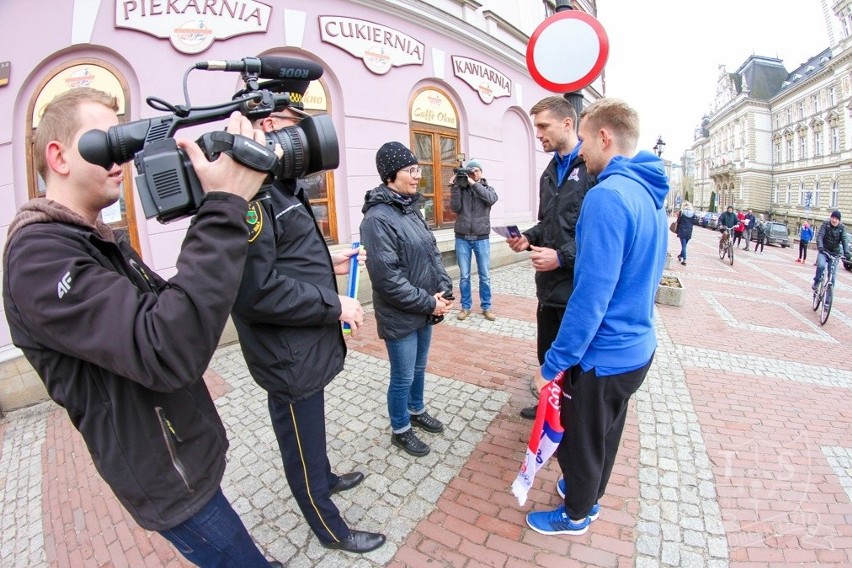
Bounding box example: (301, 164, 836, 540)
(655, 274, 684, 307)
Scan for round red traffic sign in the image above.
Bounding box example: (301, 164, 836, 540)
(526, 10, 609, 93)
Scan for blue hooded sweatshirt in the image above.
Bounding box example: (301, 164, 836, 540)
(542, 150, 669, 379)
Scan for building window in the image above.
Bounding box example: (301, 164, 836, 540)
(410, 88, 460, 229)
(798, 100, 805, 119)
(786, 138, 793, 161)
(773, 183, 779, 204)
(831, 126, 840, 153)
(814, 181, 820, 207)
(786, 182, 791, 204)
(831, 180, 839, 207)
(786, 107, 792, 124)
(814, 130, 822, 156)
(812, 94, 819, 113)
(829, 85, 836, 106)
(798, 180, 805, 205)
(799, 135, 806, 159)
(300, 80, 338, 243)
(774, 140, 781, 163)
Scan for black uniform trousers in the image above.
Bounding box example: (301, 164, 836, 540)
(267, 388, 349, 544)
(536, 303, 566, 365)
(556, 355, 653, 520)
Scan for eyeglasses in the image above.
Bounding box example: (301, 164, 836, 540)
(402, 166, 422, 176)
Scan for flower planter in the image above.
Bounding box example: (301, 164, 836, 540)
(655, 274, 685, 307)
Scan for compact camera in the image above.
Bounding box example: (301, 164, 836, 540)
(78, 56, 339, 223)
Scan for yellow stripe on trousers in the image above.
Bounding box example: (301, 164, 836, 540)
(289, 405, 341, 543)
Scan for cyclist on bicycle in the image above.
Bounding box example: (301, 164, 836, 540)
(812, 210, 849, 290)
(718, 205, 738, 249)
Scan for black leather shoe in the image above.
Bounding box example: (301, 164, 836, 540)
(330, 471, 365, 495)
(410, 411, 444, 433)
(391, 429, 430, 456)
(321, 530, 386, 553)
(519, 406, 537, 419)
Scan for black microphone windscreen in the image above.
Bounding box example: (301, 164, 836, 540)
(259, 56, 324, 82)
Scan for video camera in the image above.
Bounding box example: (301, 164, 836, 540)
(78, 56, 339, 223)
(453, 167, 474, 186)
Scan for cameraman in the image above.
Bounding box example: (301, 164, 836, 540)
(3, 88, 280, 567)
(230, 93, 386, 554)
(450, 159, 498, 321)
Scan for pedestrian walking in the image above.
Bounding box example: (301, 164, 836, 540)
(675, 201, 698, 265)
(797, 221, 813, 263)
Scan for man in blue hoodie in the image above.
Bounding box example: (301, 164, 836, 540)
(525, 98, 668, 537)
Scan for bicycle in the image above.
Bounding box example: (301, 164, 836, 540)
(718, 227, 735, 265)
(811, 252, 841, 325)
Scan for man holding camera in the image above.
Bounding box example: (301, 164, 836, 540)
(451, 159, 498, 321)
(3, 87, 280, 567)
(229, 85, 386, 554)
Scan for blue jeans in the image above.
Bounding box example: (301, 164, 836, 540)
(159, 487, 272, 568)
(455, 237, 492, 310)
(814, 251, 838, 287)
(385, 325, 433, 432)
(679, 237, 689, 261)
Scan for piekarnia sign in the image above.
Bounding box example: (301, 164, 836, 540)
(115, 0, 271, 54)
(451, 56, 511, 104)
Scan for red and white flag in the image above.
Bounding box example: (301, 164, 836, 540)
(511, 372, 564, 506)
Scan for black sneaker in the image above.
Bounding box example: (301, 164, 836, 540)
(391, 429, 430, 457)
(410, 411, 444, 433)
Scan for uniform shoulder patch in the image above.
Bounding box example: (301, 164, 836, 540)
(246, 202, 263, 243)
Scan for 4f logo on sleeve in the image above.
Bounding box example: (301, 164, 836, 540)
(57, 271, 72, 299)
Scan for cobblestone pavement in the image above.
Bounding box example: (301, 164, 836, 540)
(1, 224, 851, 567)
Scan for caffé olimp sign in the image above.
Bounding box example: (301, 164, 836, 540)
(451, 56, 511, 104)
(319, 16, 424, 75)
(115, 0, 271, 54)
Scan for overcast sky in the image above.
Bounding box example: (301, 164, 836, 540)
(595, 0, 832, 163)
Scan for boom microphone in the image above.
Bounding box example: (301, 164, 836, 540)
(195, 56, 324, 81)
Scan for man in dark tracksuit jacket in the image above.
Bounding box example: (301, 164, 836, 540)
(3, 88, 276, 567)
(231, 105, 385, 554)
(506, 96, 596, 419)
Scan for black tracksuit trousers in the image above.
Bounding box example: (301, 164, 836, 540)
(556, 356, 653, 520)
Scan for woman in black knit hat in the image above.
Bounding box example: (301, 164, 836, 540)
(360, 142, 454, 458)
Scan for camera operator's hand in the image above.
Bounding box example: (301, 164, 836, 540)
(507, 234, 530, 253)
(177, 112, 269, 201)
(534, 368, 550, 393)
(338, 295, 365, 336)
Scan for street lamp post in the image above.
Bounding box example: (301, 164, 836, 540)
(653, 135, 665, 157)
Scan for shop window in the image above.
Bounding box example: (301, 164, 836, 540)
(27, 59, 140, 253)
(409, 88, 460, 229)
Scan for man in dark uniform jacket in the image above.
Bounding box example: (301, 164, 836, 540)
(231, 83, 385, 554)
(506, 95, 596, 419)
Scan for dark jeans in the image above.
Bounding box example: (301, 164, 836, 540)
(536, 303, 566, 365)
(158, 487, 272, 567)
(556, 357, 653, 520)
(733, 231, 744, 247)
(798, 241, 810, 261)
(754, 236, 765, 252)
(385, 325, 433, 432)
(268, 389, 350, 545)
